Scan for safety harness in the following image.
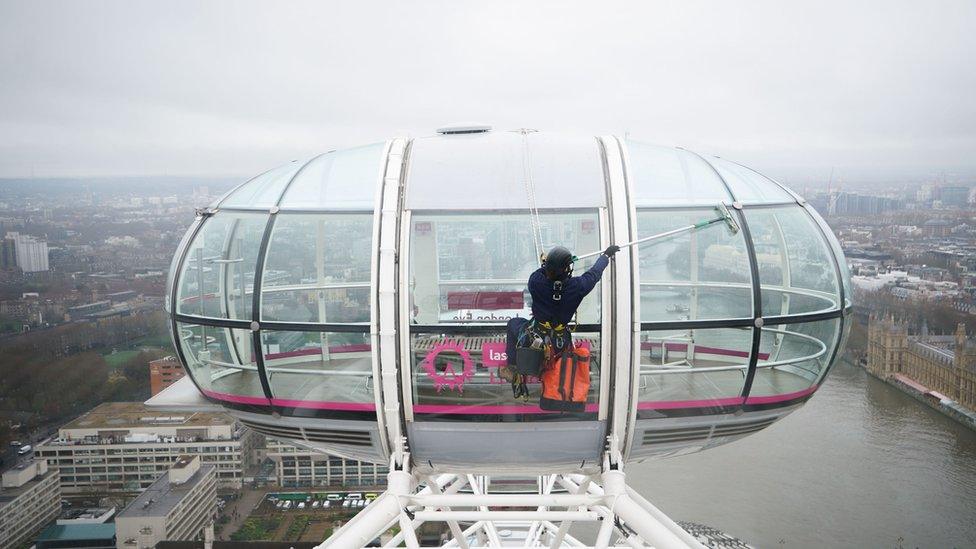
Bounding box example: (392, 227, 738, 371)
(509, 318, 575, 400)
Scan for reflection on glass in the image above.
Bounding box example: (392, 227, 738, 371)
(408, 332, 601, 418)
(710, 158, 795, 204)
(636, 209, 752, 321)
(745, 206, 841, 315)
(406, 132, 605, 210)
(806, 206, 853, 307)
(627, 142, 732, 207)
(176, 214, 268, 320)
(176, 322, 268, 402)
(261, 214, 372, 323)
(279, 144, 384, 210)
(637, 328, 752, 405)
(262, 331, 373, 405)
(750, 318, 840, 398)
(409, 212, 602, 325)
(220, 161, 304, 209)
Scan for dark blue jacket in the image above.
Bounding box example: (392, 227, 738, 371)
(528, 255, 609, 325)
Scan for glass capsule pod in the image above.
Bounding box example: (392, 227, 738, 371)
(165, 129, 851, 472)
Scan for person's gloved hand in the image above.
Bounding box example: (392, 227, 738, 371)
(603, 244, 621, 258)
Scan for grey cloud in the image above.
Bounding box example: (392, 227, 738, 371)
(1, 0, 974, 182)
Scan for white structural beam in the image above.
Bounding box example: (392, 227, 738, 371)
(318, 467, 707, 548)
(375, 137, 409, 458)
(600, 135, 637, 459)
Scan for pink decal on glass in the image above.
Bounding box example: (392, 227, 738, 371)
(421, 341, 474, 393)
(482, 342, 508, 366)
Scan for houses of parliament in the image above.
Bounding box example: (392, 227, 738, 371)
(867, 315, 976, 412)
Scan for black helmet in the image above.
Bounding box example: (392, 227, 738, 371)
(543, 246, 574, 279)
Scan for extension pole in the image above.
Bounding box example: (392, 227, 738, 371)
(574, 217, 726, 262)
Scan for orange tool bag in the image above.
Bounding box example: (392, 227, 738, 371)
(539, 345, 590, 412)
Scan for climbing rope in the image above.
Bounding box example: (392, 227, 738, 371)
(520, 129, 545, 260)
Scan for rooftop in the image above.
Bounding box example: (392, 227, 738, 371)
(117, 463, 214, 519)
(0, 465, 55, 505)
(61, 402, 233, 431)
(38, 523, 116, 542)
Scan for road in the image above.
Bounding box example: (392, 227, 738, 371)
(217, 487, 266, 541)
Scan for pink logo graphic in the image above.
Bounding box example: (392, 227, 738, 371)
(421, 341, 474, 393)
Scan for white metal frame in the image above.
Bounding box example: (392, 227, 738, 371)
(376, 138, 409, 460)
(317, 458, 706, 549)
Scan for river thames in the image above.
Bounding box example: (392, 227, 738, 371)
(630, 356, 976, 548)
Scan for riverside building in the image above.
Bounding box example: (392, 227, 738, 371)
(35, 402, 258, 494)
(867, 316, 976, 412)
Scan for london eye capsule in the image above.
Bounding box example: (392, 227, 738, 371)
(162, 127, 852, 473)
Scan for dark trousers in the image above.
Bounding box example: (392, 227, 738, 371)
(506, 317, 529, 366)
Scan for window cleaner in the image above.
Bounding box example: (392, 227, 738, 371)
(504, 244, 620, 400)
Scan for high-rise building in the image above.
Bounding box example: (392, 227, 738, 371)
(35, 402, 258, 494)
(5, 232, 50, 272)
(0, 237, 16, 270)
(939, 185, 971, 208)
(114, 455, 216, 549)
(0, 459, 62, 548)
(149, 357, 186, 397)
(266, 438, 388, 488)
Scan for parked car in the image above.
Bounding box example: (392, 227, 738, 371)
(312, 501, 320, 508)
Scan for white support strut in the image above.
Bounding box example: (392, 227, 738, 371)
(318, 464, 707, 549)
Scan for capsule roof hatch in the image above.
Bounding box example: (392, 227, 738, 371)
(436, 123, 492, 135)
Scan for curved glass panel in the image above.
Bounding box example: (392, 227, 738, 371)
(744, 206, 840, 316)
(626, 142, 732, 207)
(749, 318, 840, 399)
(175, 213, 269, 320)
(165, 218, 201, 314)
(262, 330, 374, 411)
(636, 327, 752, 410)
(710, 158, 795, 204)
(409, 212, 602, 325)
(408, 210, 603, 420)
(637, 209, 752, 321)
(279, 143, 385, 210)
(220, 160, 304, 209)
(406, 132, 606, 210)
(806, 206, 853, 307)
(176, 321, 269, 403)
(261, 214, 372, 323)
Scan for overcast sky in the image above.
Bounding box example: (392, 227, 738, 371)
(1, 1, 974, 185)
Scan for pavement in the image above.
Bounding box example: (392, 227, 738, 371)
(217, 487, 266, 541)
